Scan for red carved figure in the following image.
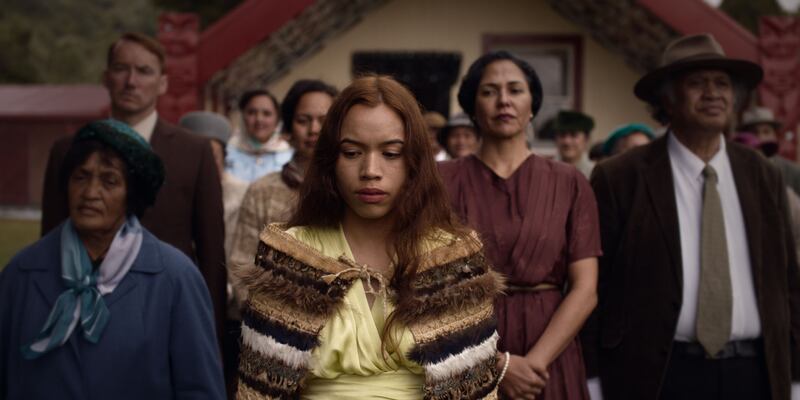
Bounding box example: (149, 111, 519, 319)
(758, 16, 800, 160)
(158, 13, 200, 123)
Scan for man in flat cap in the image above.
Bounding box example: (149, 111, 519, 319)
(583, 33, 800, 400)
(553, 110, 595, 177)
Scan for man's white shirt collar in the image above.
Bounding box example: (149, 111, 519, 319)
(667, 131, 727, 182)
(130, 111, 158, 143)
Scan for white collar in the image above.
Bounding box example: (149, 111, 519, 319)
(130, 111, 158, 143)
(667, 131, 727, 181)
(556, 152, 590, 165)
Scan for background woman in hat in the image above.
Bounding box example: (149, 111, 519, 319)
(179, 110, 245, 260)
(0, 120, 225, 399)
(739, 106, 800, 196)
(734, 131, 800, 260)
(552, 110, 596, 178)
(440, 51, 601, 400)
(602, 123, 655, 157)
(438, 112, 480, 158)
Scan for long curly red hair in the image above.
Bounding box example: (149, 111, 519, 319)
(288, 75, 470, 340)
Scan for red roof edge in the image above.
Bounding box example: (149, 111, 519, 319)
(0, 112, 109, 122)
(197, 0, 316, 85)
(637, 0, 759, 62)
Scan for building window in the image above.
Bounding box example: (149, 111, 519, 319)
(351, 51, 462, 117)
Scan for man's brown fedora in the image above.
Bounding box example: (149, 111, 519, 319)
(634, 33, 763, 103)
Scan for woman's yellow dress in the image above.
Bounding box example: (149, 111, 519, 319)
(287, 225, 424, 400)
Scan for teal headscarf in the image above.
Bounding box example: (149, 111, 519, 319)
(73, 119, 165, 213)
(602, 123, 655, 155)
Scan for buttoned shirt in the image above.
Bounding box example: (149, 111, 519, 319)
(667, 132, 760, 341)
(588, 133, 799, 400)
(131, 110, 158, 143)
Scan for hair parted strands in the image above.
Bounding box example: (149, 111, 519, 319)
(281, 79, 339, 134)
(238, 89, 281, 116)
(107, 32, 166, 72)
(287, 75, 472, 345)
(457, 50, 543, 121)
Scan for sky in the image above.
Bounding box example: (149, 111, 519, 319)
(703, 0, 800, 12)
(778, 0, 800, 12)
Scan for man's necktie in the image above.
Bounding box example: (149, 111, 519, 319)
(696, 164, 732, 358)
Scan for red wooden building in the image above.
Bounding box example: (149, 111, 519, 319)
(0, 85, 109, 207)
(1, 0, 796, 209)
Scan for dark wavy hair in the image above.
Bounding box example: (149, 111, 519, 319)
(457, 50, 543, 121)
(288, 75, 470, 342)
(280, 79, 339, 134)
(238, 89, 281, 118)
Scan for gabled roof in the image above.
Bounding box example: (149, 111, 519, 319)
(638, 0, 758, 62)
(197, 0, 316, 84)
(201, 0, 759, 106)
(547, 0, 676, 73)
(0, 85, 109, 121)
(206, 0, 387, 106)
(548, 0, 758, 73)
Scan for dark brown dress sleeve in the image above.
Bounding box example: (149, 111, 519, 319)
(567, 170, 602, 263)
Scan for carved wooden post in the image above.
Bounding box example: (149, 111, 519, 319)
(758, 16, 800, 161)
(157, 13, 200, 123)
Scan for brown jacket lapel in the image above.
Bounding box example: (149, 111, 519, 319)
(641, 135, 683, 287)
(727, 144, 764, 292)
(149, 118, 175, 154)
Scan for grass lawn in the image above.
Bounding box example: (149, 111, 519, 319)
(0, 219, 39, 270)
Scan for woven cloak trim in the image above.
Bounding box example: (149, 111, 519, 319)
(259, 223, 352, 274)
(410, 316, 497, 364)
(425, 356, 499, 400)
(241, 307, 319, 351)
(241, 323, 313, 369)
(423, 332, 499, 380)
(238, 374, 296, 400)
(259, 223, 484, 274)
(418, 230, 483, 272)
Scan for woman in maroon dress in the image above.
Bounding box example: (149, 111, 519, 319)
(440, 51, 601, 400)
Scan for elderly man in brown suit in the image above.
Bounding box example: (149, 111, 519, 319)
(582, 33, 800, 400)
(40, 33, 227, 361)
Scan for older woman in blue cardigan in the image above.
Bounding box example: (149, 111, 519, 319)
(0, 120, 225, 400)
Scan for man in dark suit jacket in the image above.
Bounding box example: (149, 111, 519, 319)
(583, 33, 800, 400)
(40, 33, 227, 358)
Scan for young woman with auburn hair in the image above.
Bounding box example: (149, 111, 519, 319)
(235, 75, 504, 400)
